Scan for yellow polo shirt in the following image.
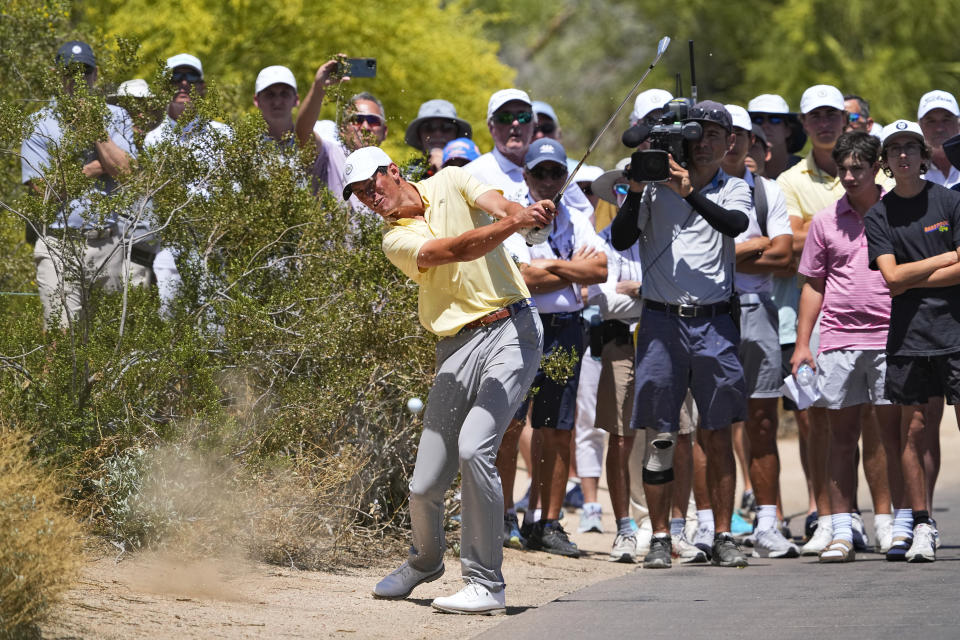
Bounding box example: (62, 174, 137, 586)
(778, 151, 894, 221)
(381, 166, 530, 337)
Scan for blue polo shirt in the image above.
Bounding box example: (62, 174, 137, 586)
(21, 101, 136, 229)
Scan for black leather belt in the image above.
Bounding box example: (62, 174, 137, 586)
(645, 299, 731, 318)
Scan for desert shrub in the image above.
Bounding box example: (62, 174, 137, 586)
(0, 42, 435, 568)
(0, 429, 82, 639)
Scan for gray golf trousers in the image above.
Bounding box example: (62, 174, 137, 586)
(407, 304, 542, 593)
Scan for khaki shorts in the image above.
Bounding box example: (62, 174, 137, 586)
(595, 339, 635, 436)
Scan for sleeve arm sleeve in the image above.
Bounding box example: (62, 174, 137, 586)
(684, 190, 749, 237)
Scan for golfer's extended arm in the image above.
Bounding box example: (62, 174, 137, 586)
(417, 194, 534, 268)
(686, 191, 748, 237)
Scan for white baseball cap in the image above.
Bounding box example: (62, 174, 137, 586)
(255, 65, 297, 95)
(487, 88, 533, 121)
(724, 104, 752, 132)
(630, 89, 673, 123)
(342, 146, 394, 200)
(115, 78, 152, 98)
(799, 84, 844, 114)
(165, 53, 203, 77)
(917, 90, 960, 119)
(747, 94, 791, 114)
(572, 164, 604, 184)
(881, 119, 925, 147)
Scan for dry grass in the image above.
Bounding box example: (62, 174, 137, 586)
(0, 429, 82, 638)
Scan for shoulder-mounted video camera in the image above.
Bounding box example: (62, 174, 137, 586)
(621, 98, 703, 182)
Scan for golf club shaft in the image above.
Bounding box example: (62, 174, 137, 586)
(552, 36, 671, 207)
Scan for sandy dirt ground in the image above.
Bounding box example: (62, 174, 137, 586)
(41, 411, 960, 639)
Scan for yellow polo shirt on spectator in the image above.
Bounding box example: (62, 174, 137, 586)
(778, 151, 894, 221)
(381, 166, 530, 337)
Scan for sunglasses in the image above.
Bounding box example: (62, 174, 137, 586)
(751, 114, 784, 125)
(349, 167, 387, 199)
(886, 142, 923, 156)
(535, 120, 557, 135)
(529, 165, 566, 180)
(493, 110, 533, 125)
(351, 113, 384, 126)
(614, 183, 629, 196)
(171, 70, 202, 84)
(848, 113, 864, 123)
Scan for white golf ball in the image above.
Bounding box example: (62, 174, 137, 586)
(406, 397, 424, 414)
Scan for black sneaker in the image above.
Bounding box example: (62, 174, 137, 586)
(535, 520, 580, 558)
(643, 534, 672, 569)
(804, 511, 819, 540)
(712, 533, 749, 567)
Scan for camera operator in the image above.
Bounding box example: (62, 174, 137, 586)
(610, 100, 751, 568)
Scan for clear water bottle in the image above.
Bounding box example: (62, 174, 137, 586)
(796, 363, 815, 387)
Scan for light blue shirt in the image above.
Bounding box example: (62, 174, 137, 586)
(21, 101, 136, 229)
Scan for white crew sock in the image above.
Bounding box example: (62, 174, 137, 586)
(670, 517, 685, 537)
(757, 505, 777, 532)
(893, 508, 914, 538)
(817, 514, 832, 534)
(831, 512, 853, 543)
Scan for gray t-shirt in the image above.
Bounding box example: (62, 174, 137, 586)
(21, 101, 136, 229)
(634, 169, 751, 305)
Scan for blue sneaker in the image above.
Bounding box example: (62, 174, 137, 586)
(886, 535, 911, 561)
(563, 482, 584, 509)
(731, 512, 753, 535)
(503, 513, 526, 550)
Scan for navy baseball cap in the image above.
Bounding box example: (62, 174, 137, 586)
(56, 41, 96, 68)
(686, 100, 732, 133)
(524, 138, 567, 169)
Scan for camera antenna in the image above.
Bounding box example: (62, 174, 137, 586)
(689, 40, 697, 105)
(675, 73, 682, 99)
(551, 36, 671, 208)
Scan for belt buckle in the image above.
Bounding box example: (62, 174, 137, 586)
(677, 304, 697, 318)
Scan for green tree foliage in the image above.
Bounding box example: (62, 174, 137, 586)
(73, 0, 515, 159)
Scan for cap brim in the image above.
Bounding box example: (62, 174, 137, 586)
(592, 169, 628, 205)
(404, 117, 473, 150)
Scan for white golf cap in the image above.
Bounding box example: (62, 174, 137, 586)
(725, 104, 752, 132)
(532, 100, 559, 124)
(881, 119, 925, 147)
(572, 164, 604, 184)
(487, 88, 533, 121)
(747, 94, 791, 114)
(917, 90, 960, 119)
(116, 78, 152, 98)
(165, 53, 203, 77)
(255, 65, 297, 94)
(630, 89, 674, 122)
(799, 84, 844, 114)
(342, 146, 393, 200)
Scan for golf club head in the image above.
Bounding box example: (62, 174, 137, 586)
(654, 36, 670, 65)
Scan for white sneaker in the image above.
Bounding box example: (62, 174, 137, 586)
(874, 518, 894, 553)
(752, 527, 800, 558)
(930, 517, 942, 550)
(609, 532, 639, 563)
(635, 522, 653, 557)
(800, 523, 833, 556)
(692, 523, 715, 558)
(431, 583, 506, 615)
(578, 504, 604, 533)
(672, 533, 708, 563)
(906, 523, 936, 563)
(373, 561, 444, 599)
(851, 512, 869, 551)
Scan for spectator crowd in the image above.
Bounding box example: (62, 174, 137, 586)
(19, 39, 960, 615)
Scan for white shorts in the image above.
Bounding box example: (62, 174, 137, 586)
(815, 349, 891, 410)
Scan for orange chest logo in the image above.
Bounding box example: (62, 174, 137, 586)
(924, 220, 950, 233)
